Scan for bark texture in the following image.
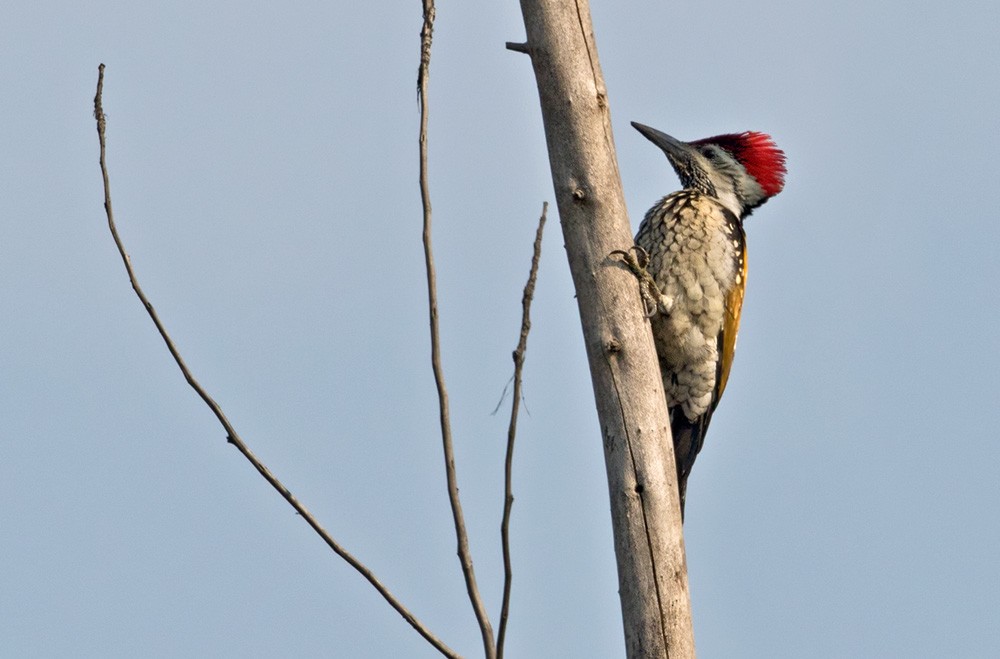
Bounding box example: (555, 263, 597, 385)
(513, 2, 696, 656)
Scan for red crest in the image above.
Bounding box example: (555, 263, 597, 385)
(694, 132, 787, 197)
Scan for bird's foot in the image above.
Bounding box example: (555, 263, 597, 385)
(610, 245, 672, 317)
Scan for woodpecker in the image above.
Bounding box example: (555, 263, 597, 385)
(626, 121, 786, 517)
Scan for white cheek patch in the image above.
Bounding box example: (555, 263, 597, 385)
(715, 189, 742, 217)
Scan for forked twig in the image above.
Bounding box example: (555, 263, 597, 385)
(496, 203, 547, 659)
(93, 64, 459, 659)
(417, 5, 497, 657)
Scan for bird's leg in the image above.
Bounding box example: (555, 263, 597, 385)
(610, 245, 673, 317)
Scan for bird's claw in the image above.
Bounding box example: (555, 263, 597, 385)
(610, 244, 650, 270)
(610, 245, 668, 318)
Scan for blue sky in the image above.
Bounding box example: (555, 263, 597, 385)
(3, 1, 999, 657)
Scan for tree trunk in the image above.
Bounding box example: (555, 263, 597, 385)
(512, 2, 696, 656)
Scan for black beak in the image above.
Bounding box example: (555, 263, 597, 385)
(631, 122, 691, 162)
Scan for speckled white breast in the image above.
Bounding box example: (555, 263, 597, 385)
(635, 190, 744, 420)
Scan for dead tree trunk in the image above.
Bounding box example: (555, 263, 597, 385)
(511, 1, 696, 656)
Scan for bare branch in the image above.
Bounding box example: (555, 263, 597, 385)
(505, 42, 530, 54)
(93, 64, 460, 659)
(496, 203, 547, 659)
(512, 0, 695, 654)
(416, 7, 497, 658)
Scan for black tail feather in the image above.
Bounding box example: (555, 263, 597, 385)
(670, 410, 712, 520)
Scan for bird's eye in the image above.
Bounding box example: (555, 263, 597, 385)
(701, 147, 717, 159)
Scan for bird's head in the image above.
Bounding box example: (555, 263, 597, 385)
(632, 121, 786, 219)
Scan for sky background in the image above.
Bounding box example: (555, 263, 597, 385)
(3, 1, 999, 657)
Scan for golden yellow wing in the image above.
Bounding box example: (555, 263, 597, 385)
(714, 237, 747, 406)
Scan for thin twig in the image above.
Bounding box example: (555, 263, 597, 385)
(416, 7, 497, 658)
(490, 376, 532, 419)
(93, 64, 459, 659)
(496, 203, 547, 659)
(490, 376, 514, 417)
